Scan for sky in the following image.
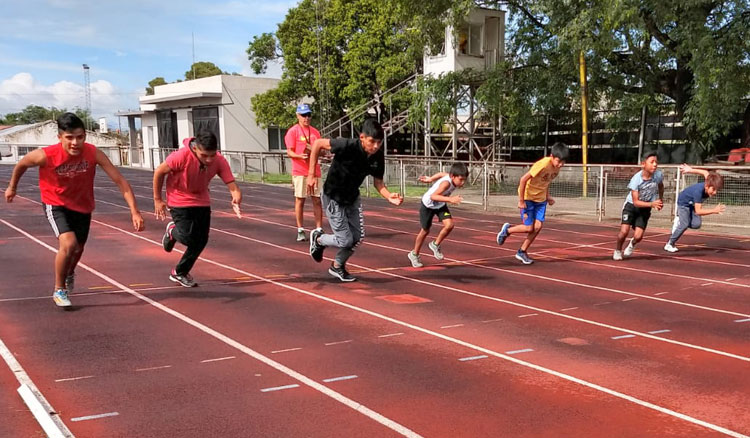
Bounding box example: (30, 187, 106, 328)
(0, 0, 291, 128)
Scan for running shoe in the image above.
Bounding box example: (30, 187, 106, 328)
(496, 223, 511, 245)
(52, 289, 72, 307)
(169, 270, 197, 288)
(162, 221, 176, 252)
(663, 243, 679, 253)
(515, 250, 534, 265)
(612, 250, 623, 261)
(328, 264, 356, 282)
(310, 228, 325, 262)
(428, 241, 444, 260)
(623, 239, 635, 257)
(407, 251, 424, 268)
(296, 228, 307, 242)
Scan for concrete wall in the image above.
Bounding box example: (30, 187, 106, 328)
(0, 121, 121, 146)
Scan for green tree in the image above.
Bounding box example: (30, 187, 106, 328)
(145, 77, 167, 95)
(401, 0, 750, 157)
(0, 105, 98, 130)
(185, 61, 225, 80)
(247, 0, 421, 128)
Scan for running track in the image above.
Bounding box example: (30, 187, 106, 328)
(1, 164, 748, 438)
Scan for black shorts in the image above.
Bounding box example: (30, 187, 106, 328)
(43, 204, 92, 244)
(621, 202, 651, 229)
(419, 203, 452, 231)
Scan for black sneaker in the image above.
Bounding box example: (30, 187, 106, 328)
(328, 264, 356, 282)
(169, 269, 197, 287)
(309, 228, 325, 262)
(162, 221, 176, 252)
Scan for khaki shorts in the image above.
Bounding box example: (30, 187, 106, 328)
(293, 175, 321, 198)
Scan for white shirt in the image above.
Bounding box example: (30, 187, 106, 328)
(422, 175, 456, 209)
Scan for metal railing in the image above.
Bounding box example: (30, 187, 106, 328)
(5, 144, 748, 232)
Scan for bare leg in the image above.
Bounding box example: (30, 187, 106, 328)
(632, 227, 645, 245)
(434, 219, 454, 246)
(312, 196, 323, 229)
(615, 224, 631, 251)
(413, 228, 429, 254)
(519, 220, 543, 252)
(294, 197, 306, 228)
(55, 232, 79, 289)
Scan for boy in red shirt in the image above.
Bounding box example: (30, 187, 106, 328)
(4, 112, 145, 307)
(153, 131, 242, 287)
(285, 103, 323, 241)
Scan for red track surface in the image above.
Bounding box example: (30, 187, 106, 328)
(1, 164, 748, 438)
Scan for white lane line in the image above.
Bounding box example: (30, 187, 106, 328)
(55, 375, 95, 382)
(735, 318, 750, 323)
(654, 292, 669, 296)
(441, 324, 465, 328)
(1, 219, 423, 438)
(648, 330, 671, 335)
(0, 338, 72, 438)
(135, 365, 172, 372)
(482, 318, 503, 323)
(518, 313, 538, 318)
(201, 356, 236, 363)
(70, 412, 119, 422)
(593, 302, 612, 307)
(459, 355, 488, 362)
(612, 334, 637, 340)
(324, 340, 353, 346)
(622, 298, 638, 302)
(378, 332, 404, 338)
(560, 307, 578, 311)
(701, 283, 713, 287)
(260, 384, 300, 393)
(505, 349, 534, 355)
(271, 348, 302, 354)
(323, 375, 358, 383)
(725, 278, 737, 281)
(15, 211, 747, 438)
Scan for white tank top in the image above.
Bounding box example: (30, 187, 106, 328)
(422, 175, 456, 209)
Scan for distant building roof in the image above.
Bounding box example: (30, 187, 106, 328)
(0, 123, 39, 137)
(139, 91, 222, 104)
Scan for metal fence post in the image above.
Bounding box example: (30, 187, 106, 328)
(597, 165, 604, 221)
(673, 165, 681, 218)
(260, 152, 266, 182)
(240, 152, 247, 182)
(483, 162, 489, 210)
(399, 159, 406, 197)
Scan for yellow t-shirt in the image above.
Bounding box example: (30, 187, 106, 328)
(520, 157, 560, 202)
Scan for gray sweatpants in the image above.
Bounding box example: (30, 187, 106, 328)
(319, 194, 364, 267)
(668, 205, 702, 245)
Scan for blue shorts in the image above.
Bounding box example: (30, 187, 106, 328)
(520, 201, 547, 226)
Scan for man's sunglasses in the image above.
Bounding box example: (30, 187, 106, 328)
(299, 113, 312, 118)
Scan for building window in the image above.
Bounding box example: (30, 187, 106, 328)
(192, 107, 221, 145)
(268, 126, 287, 151)
(458, 23, 483, 56)
(157, 110, 178, 149)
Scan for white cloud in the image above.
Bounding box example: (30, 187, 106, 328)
(0, 73, 135, 121)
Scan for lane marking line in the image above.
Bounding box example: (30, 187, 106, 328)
(440, 324, 464, 328)
(735, 318, 750, 323)
(654, 292, 669, 296)
(560, 307, 579, 311)
(324, 340, 353, 346)
(505, 349, 534, 355)
(459, 355, 488, 362)
(482, 318, 503, 323)
(612, 334, 637, 340)
(55, 375, 94, 383)
(378, 333, 404, 338)
(518, 313, 538, 318)
(271, 348, 302, 354)
(622, 298, 638, 302)
(200, 356, 236, 363)
(648, 330, 671, 335)
(260, 384, 300, 393)
(593, 302, 612, 307)
(725, 278, 737, 281)
(323, 375, 358, 383)
(0, 219, 423, 438)
(135, 365, 172, 372)
(70, 412, 119, 422)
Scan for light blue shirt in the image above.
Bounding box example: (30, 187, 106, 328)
(625, 170, 663, 205)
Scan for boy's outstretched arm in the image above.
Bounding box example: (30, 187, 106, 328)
(418, 171, 448, 183)
(430, 181, 462, 204)
(96, 149, 145, 231)
(306, 138, 331, 195)
(517, 172, 532, 209)
(374, 178, 403, 206)
(679, 164, 710, 178)
(5, 149, 46, 202)
(152, 162, 171, 221)
(226, 181, 242, 217)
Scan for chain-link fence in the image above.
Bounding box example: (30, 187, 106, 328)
(4, 145, 748, 232)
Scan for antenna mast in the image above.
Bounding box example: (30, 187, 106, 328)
(82, 64, 92, 130)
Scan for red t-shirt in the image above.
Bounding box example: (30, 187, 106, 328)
(165, 145, 234, 207)
(38, 143, 97, 214)
(285, 124, 321, 177)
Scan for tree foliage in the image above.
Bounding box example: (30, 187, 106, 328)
(184, 61, 225, 80)
(246, 0, 423, 128)
(0, 105, 98, 130)
(404, 0, 750, 156)
(145, 77, 167, 96)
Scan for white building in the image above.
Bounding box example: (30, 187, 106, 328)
(138, 75, 280, 168)
(423, 8, 506, 77)
(0, 121, 123, 163)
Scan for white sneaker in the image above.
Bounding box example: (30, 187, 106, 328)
(428, 241, 444, 260)
(407, 251, 423, 268)
(664, 243, 678, 253)
(296, 228, 307, 242)
(671, 217, 680, 234)
(52, 289, 72, 307)
(623, 240, 635, 257)
(612, 250, 623, 261)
